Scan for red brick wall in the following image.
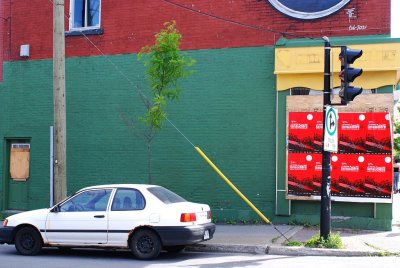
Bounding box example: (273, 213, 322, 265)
(0, 0, 10, 80)
(0, 0, 391, 64)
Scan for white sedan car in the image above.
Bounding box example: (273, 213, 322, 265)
(0, 184, 215, 259)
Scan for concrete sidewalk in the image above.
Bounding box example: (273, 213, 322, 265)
(187, 224, 400, 257)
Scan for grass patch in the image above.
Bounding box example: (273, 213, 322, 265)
(286, 240, 304, 247)
(286, 232, 343, 249)
(213, 217, 267, 225)
(304, 232, 343, 249)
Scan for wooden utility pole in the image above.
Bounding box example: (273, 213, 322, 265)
(53, 0, 67, 203)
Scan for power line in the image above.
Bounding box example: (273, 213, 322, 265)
(44, 0, 352, 149)
(46, 0, 196, 148)
(161, 0, 318, 40)
(47, 0, 150, 107)
(161, 0, 390, 40)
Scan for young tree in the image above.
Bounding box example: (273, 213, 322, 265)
(138, 21, 195, 183)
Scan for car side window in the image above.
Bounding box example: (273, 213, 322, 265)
(60, 189, 112, 212)
(111, 189, 145, 211)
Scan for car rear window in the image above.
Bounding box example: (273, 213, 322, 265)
(148, 186, 186, 204)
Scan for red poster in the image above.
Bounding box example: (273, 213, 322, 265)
(338, 113, 366, 154)
(331, 154, 365, 197)
(287, 112, 392, 201)
(313, 154, 323, 196)
(363, 155, 392, 198)
(287, 153, 321, 196)
(288, 112, 323, 153)
(365, 113, 392, 154)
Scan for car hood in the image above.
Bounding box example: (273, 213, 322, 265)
(7, 208, 50, 226)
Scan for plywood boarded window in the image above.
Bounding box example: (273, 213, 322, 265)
(10, 143, 30, 181)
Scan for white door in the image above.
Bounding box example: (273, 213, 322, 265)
(107, 188, 149, 246)
(45, 188, 113, 245)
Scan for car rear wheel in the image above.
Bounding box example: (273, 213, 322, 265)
(15, 226, 43, 255)
(130, 229, 161, 260)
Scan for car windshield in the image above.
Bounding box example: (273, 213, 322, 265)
(148, 186, 186, 204)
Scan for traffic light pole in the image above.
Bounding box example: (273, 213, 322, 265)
(321, 37, 331, 240)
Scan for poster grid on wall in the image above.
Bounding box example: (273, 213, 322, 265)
(287, 112, 392, 203)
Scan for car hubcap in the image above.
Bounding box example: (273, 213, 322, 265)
(21, 234, 35, 250)
(137, 235, 153, 254)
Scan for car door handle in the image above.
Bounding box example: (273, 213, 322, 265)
(94, 215, 105, 218)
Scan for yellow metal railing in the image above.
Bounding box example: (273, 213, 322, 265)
(195, 146, 271, 224)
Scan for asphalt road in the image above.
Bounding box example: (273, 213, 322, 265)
(0, 244, 399, 268)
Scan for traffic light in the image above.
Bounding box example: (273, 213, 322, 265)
(339, 46, 363, 105)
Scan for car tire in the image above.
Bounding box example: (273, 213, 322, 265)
(130, 229, 161, 260)
(164, 245, 186, 253)
(14, 226, 43, 256)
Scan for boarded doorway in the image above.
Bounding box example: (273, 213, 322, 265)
(4, 139, 30, 211)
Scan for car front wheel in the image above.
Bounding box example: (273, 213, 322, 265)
(15, 226, 43, 255)
(130, 229, 161, 260)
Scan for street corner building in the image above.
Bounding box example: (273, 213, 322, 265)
(0, 0, 399, 231)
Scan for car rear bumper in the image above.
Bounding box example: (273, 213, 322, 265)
(154, 223, 216, 246)
(0, 226, 15, 244)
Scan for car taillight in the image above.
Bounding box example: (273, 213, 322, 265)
(3, 219, 8, 227)
(180, 213, 196, 222)
(207, 210, 212, 219)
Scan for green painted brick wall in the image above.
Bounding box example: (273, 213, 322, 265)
(0, 38, 396, 230)
(0, 59, 53, 211)
(0, 46, 277, 222)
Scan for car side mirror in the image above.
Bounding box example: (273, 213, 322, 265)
(51, 205, 60, 213)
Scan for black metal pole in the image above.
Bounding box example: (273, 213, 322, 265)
(321, 37, 331, 240)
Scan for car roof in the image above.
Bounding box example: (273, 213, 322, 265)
(79, 184, 160, 192)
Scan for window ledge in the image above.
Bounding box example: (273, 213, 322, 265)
(65, 28, 103, 37)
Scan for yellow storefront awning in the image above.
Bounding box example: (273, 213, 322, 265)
(275, 43, 400, 91)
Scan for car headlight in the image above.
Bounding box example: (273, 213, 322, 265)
(3, 219, 8, 227)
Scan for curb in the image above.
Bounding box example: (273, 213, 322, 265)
(186, 244, 268, 255)
(186, 243, 384, 257)
(267, 246, 382, 257)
